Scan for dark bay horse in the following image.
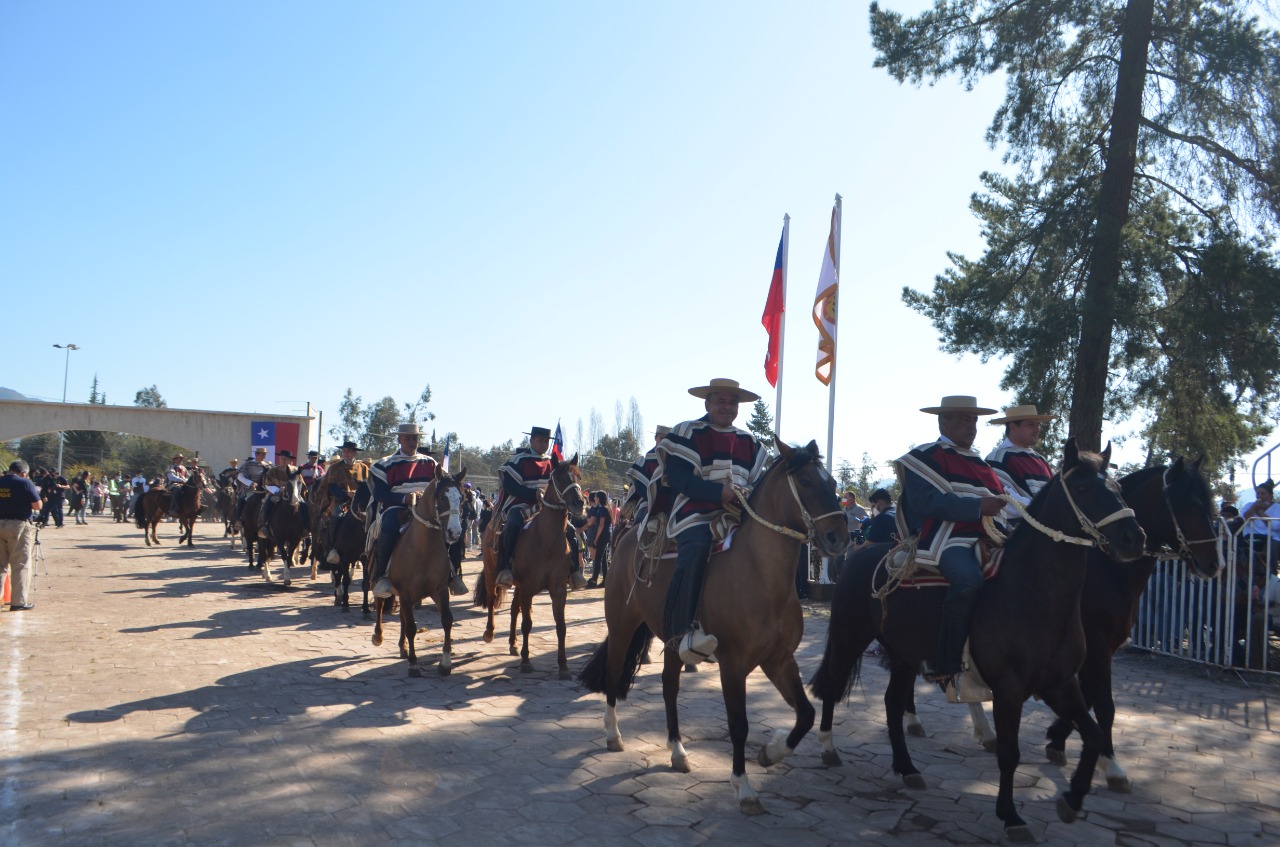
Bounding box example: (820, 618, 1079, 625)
(324, 482, 372, 614)
(239, 491, 268, 570)
(261, 473, 309, 587)
(216, 482, 239, 549)
(580, 440, 849, 814)
(173, 468, 206, 547)
(372, 469, 467, 676)
(901, 457, 1221, 791)
(473, 454, 587, 679)
(809, 441, 1146, 842)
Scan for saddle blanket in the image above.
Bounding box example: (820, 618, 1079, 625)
(654, 526, 737, 560)
(897, 547, 1004, 589)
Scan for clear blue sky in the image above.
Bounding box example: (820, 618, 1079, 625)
(2, 2, 1272, 481)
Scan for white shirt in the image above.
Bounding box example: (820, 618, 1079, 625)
(1241, 499, 1280, 540)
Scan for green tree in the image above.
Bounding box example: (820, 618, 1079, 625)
(872, 0, 1280, 463)
(330, 388, 364, 444)
(746, 400, 775, 442)
(363, 397, 400, 458)
(133, 385, 167, 408)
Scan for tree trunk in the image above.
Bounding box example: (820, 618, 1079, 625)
(1069, 0, 1155, 452)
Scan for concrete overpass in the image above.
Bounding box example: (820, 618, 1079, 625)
(0, 400, 316, 470)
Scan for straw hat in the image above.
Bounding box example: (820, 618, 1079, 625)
(919, 395, 997, 415)
(988, 404, 1058, 425)
(655, 425, 671, 438)
(396, 423, 423, 436)
(688, 378, 760, 403)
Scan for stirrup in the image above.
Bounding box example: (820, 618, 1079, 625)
(570, 571, 587, 590)
(495, 568, 514, 587)
(677, 629, 718, 665)
(448, 573, 467, 596)
(373, 578, 394, 599)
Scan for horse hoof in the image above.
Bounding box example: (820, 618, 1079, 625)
(907, 723, 926, 738)
(671, 756, 690, 774)
(438, 664, 451, 677)
(1106, 776, 1132, 793)
(483, 631, 494, 644)
(739, 796, 766, 816)
(1045, 745, 1068, 766)
(371, 634, 383, 647)
(520, 661, 533, 673)
(901, 773, 926, 790)
(408, 665, 422, 678)
(558, 668, 572, 681)
(821, 750, 842, 767)
(1005, 824, 1036, 844)
(509, 646, 519, 657)
(607, 738, 625, 753)
(1056, 793, 1080, 824)
(982, 737, 999, 752)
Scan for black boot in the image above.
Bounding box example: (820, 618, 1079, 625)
(496, 518, 521, 586)
(921, 584, 980, 683)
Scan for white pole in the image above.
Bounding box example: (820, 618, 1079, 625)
(825, 194, 842, 473)
(775, 213, 790, 442)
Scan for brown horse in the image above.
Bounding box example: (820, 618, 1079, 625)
(579, 440, 849, 814)
(173, 468, 205, 546)
(372, 469, 467, 676)
(473, 454, 586, 678)
(134, 470, 203, 547)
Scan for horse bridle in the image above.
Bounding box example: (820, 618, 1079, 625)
(1055, 466, 1137, 554)
(733, 467, 844, 542)
(408, 482, 460, 531)
(1156, 466, 1221, 566)
(540, 469, 583, 513)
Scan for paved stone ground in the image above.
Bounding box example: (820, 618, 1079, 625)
(3, 518, 1279, 846)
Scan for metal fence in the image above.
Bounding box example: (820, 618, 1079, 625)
(1132, 517, 1277, 674)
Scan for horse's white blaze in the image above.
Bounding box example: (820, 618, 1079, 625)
(818, 728, 837, 757)
(763, 729, 792, 765)
(968, 703, 996, 745)
(1102, 755, 1127, 781)
(444, 488, 462, 544)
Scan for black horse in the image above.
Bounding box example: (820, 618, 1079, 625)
(899, 457, 1221, 792)
(810, 441, 1146, 843)
(329, 482, 372, 614)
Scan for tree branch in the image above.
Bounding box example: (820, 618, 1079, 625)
(1139, 116, 1278, 187)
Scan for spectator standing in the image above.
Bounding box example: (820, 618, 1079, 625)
(584, 491, 612, 588)
(37, 468, 68, 528)
(70, 471, 90, 524)
(1240, 480, 1280, 570)
(863, 488, 899, 544)
(0, 460, 42, 611)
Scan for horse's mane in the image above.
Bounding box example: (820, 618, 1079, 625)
(748, 442, 824, 507)
(1118, 463, 1165, 496)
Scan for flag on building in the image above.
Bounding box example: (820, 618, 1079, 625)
(762, 224, 787, 388)
(552, 421, 565, 461)
(250, 421, 301, 464)
(813, 200, 841, 385)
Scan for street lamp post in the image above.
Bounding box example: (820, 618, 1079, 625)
(53, 343, 79, 475)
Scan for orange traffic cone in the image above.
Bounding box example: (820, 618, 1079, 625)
(2, 570, 10, 605)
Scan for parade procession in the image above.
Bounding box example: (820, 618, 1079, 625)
(5, 2, 1280, 846)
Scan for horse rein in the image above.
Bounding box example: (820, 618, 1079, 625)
(407, 484, 459, 532)
(731, 472, 844, 543)
(998, 466, 1135, 551)
(540, 471, 583, 514)
(1156, 466, 1221, 565)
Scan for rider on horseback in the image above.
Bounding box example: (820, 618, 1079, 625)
(218, 457, 241, 488)
(620, 425, 671, 529)
(985, 404, 1057, 525)
(370, 424, 450, 599)
(895, 395, 1009, 688)
(234, 447, 270, 527)
(165, 454, 188, 516)
(494, 426, 588, 591)
(299, 450, 324, 491)
(320, 440, 369, 565)
(658, 378, 768, 666)
(258, 450, 302, 540)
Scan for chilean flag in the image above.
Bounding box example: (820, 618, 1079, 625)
(250, 421, 301, 463)
(762, 224, 786, 388)
(552, 421, 565, 461)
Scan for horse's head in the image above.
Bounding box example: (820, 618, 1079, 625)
(755, 439, 849, 558)
(1054, 439, 1146, 562)
(187, 468, 205, 488)
(429, 467, 467, 545)
(281, 473, 305, 506)
(549, 453, 587, 520)
(1155, 456, 1222, 578)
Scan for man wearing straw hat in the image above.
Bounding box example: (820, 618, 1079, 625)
(986, 404, 1058, 521)
(321, 439, 369, 566)
(369, 423, 441, 599)
(657, 378, 768, 665)
(894, 395, 1008, 686)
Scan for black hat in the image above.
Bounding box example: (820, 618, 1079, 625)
(526, 426, 552, 439)
(340, 440, 361, 452)
(307, 450, 319, 457)
(278, 449, 296, 460)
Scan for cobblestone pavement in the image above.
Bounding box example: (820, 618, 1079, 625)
(3, 518, 1279, 846)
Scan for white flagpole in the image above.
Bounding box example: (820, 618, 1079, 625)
(776, 213, 790, 443)
(826, 194, 842, 473)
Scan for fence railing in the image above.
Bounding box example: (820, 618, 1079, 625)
(1132, 517, 1277, 674)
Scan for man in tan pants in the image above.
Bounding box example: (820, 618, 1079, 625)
(0, 460, 43, 611)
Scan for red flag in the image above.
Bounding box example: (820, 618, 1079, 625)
(762, 227, 786, 387)
(552, 422, 565, 461)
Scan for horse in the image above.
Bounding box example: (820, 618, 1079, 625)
(472, 454, 587, 679)
(172, 468, 206, 547)
(326, 482, 373, 614)
(809, 440, 1146, 843)
(901, 457, 1221, 792)
(260, 473, 309, 587)
(579, 439, 849, 814)
(371, 469, 467, 676)
(238, 490, 268, 570)
(216, 482, 240, 549)
(134, 486, 173, 547)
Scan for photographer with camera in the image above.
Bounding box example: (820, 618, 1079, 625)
(1, 460, 43, 611)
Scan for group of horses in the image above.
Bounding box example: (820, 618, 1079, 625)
(123, 438, 1222, 842)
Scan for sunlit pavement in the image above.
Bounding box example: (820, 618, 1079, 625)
(3, 519, 1278, 846)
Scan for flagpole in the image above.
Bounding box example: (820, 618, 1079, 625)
(776, 213, 790, 442)
(826, 194, 842, 473)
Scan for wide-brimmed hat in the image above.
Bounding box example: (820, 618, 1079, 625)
(339, 439, 361, 452)
(253, 446, 268, 454)
(278, 449, 296, 460)
(171, 453, 185, 462)
(307, 450, 319, 457)
(688, 377, 760, 403)
(525, 426, 552, 439)
(396, 423, 423, 437)
(227, 457, 240, 464)
(655, 425, 671, 438)
(919, 395, 997, 415)
(989, 404, 1058, 425)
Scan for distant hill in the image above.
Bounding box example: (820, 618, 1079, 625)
(0, 387, 39, 401)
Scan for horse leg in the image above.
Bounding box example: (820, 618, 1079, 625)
(1041, 680, 1104, 825)
(261, 542, 274, 584)
(969, 702, 997, 751)
(436, 590, 453, 676)
(901, 686, 928, 738)
(518, 593, 534, 673)
(399, 593, 420, 676)
(757, 655, 814, 768)
(719, 665, 763, 816)
(281, 540, 293, 587)
(1090, 657, 1130, 792)
(991, 691, 1032, 842)
(552, 591, 570, 680)
(660, 652, 690, 773)
(371, 596, 385, 647)
(886, 659, 926, 788)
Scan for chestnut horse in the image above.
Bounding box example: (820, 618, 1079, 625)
(371, 469, 467, 676)
(473, 454, 587, 679)
(809, 442, 1147, 843)
(579, 440, 849, 814)
(134, 469, 204, 547)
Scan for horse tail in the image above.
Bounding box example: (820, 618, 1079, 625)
(809, 625, 862, 705)
(578, 623, 652, 699)
(471, 567, 488, 607)
(134, 498, 147, 529)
